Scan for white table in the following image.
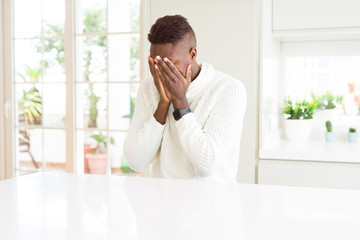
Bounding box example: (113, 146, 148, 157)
(1, 172, 360, 240)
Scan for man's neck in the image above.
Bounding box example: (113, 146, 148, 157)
(190, 61, 201, 82)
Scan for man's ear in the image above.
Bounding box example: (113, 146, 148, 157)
(189, 48, 197, 62)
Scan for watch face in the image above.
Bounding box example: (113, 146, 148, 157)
(173, 108, 191, 121)
(173, 110, 181, 121)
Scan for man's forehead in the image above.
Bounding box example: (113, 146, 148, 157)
(150, 44, 174, 57)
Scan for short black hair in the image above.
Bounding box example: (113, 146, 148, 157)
(148, 15, 196, 45)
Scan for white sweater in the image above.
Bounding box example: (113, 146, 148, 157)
(123, 62, 247, 182)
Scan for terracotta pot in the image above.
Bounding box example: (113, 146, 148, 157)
(86, 153, 107, 174)
(84, 145, 99, 173)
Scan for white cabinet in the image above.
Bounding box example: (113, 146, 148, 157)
(273, 0, 360, 31)
(272, 0, 360, 41)
(258, 159, 360, 190)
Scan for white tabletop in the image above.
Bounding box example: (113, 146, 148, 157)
(1, 172, 360, 240)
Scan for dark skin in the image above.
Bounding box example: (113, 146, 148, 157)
(148, 33, 201, 125)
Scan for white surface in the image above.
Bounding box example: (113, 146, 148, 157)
(1, 172, 360, 240)
(148, 0, 260, 183)
(260, 138, 360, 163)
(259, 159, 360, 190)
(272, 0, 360, 31)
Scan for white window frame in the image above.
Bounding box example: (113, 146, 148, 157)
(2, 0, 148, 179)
(0, 0, 5, 180)
(3, 0, 14, 179)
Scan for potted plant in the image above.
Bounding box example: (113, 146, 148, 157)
(18, 86, 42, 125)
(17, 65, 43, 125)
(324, 120, 335, 142)
(85, 133, 115, 174)
(312, 91, 344, 120)
(282, 97, 315, 142)
(348, 128, 358, 143)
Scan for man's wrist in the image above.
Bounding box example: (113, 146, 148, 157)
(158, 100, 170, 108)
(172, 98, 189, 110)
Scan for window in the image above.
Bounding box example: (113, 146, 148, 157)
(10, 0, 141, 176)
(260, 40, 360, 156)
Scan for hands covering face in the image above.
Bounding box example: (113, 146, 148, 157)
(148, 55, 192, 109)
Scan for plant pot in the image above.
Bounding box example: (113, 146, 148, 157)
(84, 144, 98, 173)
(324, 132, 335, 143)
(284, 119, 313, 142)
(311, 109, 337, 140)
(347, 132, 358, 143)
(86, 153, 107, 174)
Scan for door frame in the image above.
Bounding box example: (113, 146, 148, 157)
(2, 0, 14, 180)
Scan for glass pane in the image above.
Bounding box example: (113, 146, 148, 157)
(14, 0, 42, 38)
(77, 0, 107, 34)
(43, 0, 65, 37)
(43, 84, 66, 128)
(76, 83, 107, 129)
(78, 130, 109, 175)
(110, 132, 138, 176)
(14, 39, 43, 83)
(108, 34, 140, 82)
(108, 83, 139, 130)
(15, 84, 43, 126)
(43, 38, 66, 82)
(76, 36, 107, 82)
(108, 0, 140, 32)
(16, 127, 43, 170)
(44, 130, 66, 172)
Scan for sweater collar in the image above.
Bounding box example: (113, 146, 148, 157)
(186, 62, 214, 97)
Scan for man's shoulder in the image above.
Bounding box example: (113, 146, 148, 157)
(211, 69, 246, 95)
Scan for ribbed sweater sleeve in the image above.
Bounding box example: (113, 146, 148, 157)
(175, 80, 246, 178)
(123, 82, 165, 172)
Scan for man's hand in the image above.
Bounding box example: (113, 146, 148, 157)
(154, 56, 192, 110)
(148, 56, 170, 104)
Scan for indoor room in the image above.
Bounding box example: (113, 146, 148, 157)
(1, 0, 360, 239)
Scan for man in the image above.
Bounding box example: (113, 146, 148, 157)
(123, 15, 246, 182)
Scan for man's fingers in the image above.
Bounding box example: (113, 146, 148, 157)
(148, 56, 155, 74)
(164, 57, 183, 79)
(154, 64, 167, 86)
(155, 56, 175, 80)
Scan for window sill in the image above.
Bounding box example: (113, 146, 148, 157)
(259, 134, 360, 164)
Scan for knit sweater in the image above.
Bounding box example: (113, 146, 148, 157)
(123, 62, 247, 182)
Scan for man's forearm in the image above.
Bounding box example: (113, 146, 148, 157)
(154, 101, 170, 125)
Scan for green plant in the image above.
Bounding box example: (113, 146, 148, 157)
(18, 87, 42, 125)
(326, 121, 332, 132)
(17, 65, 43, 83)
(311, 91, 344, 110)
(282, 97, 315, 120)
(89, 133, 115, 154)
(349, 128, 357, 133)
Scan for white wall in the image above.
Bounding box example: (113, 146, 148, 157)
(146, 0, 261, 183)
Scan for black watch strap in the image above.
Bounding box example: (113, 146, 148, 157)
(173, 108, 191, 121)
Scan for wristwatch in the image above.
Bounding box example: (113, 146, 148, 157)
(173, 108, 191, 121)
